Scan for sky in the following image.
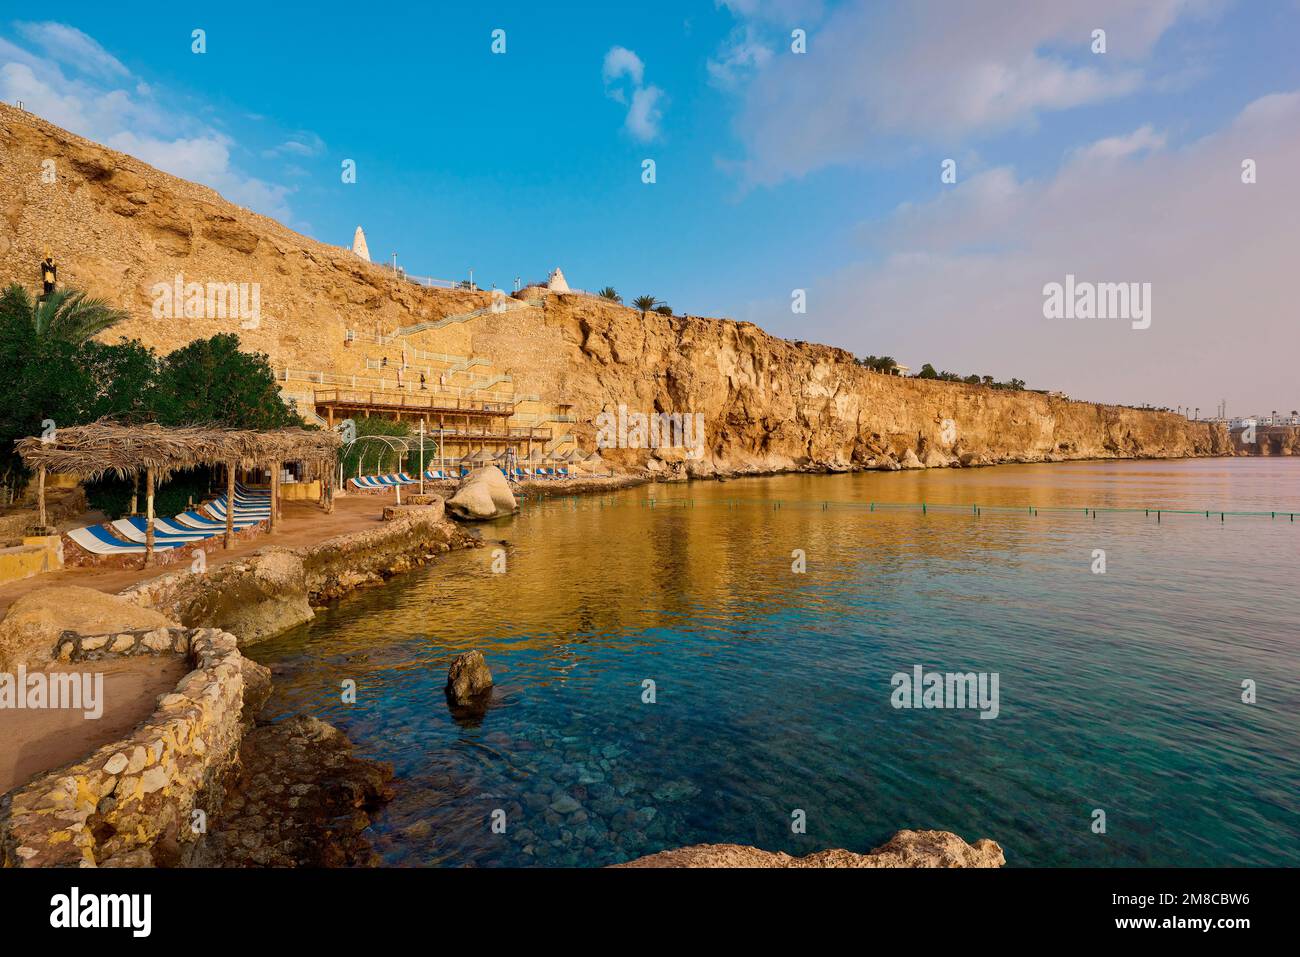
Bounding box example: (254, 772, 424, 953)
(1, 0, 1297, 414)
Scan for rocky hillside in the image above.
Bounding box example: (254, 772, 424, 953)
(0, 102, 1228, 475)
(1231, 426, 1300, 456)
(478, 294, 1227, 475)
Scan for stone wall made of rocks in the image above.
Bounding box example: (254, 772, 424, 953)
(298, 502, 471, 603)
(119, 504, 475, 645)
(0, 627, 265, 868)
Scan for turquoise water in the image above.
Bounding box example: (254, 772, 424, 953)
(250, 459, 1300, 866)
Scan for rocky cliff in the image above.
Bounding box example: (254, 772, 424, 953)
(0, 102, 1229, 474)
(1231, 425, 1300, 456)
(478, 294, 1228, 475)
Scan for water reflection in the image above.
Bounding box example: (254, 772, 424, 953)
(251, 460, 1300, 866)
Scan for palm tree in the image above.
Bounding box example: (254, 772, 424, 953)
(632, 295, 660, 315)
(598, 286, 622, 303)
(0, 283, 128, 345)
(653, 304, 673, 316)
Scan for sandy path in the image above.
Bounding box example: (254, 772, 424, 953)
(1, 656, 189, 795)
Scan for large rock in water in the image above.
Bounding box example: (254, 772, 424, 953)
(446, 466, 517, 521)
(446, 650, 493, 705)
(614, 829, 1005, 868)
(0, 585, 177, 670)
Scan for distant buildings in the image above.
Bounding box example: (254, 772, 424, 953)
(1229, 413, 1300, 428)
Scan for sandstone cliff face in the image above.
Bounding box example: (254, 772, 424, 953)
(483, 295, 1228, 475)
(0, 103, 1227, 474)
(1231, 425, 1300, 456)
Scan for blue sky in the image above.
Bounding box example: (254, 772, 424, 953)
(2, 1, 1298, 412)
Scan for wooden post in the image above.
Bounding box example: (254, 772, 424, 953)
(224, 461, 235, 549)
(144, 468, 155, 567)
(269, 461, 279, 530)
(37, 466, 47, 529)
(129, 473, 138, 516)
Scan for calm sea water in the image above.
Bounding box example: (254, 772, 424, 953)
(250, 459, 1300, 867)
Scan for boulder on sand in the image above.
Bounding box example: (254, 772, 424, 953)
(0, 585, 177, 670)
(446, 467, 517, 521)
(899, 448, 924, 469)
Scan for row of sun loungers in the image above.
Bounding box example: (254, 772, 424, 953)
(348, 472, 418, 489)
(347, 465, 579, 490)
(65, 487, 273, 555)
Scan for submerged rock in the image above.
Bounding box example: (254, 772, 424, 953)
(199, 715, 394, 867)
(614, 829, 1005, 868)
(446, 466, 518, 521)
(446, 650, 494, 708)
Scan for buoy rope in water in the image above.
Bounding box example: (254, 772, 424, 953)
(561, 498, 1297, 520)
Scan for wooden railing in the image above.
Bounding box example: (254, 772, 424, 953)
(314, 387, 514, 416)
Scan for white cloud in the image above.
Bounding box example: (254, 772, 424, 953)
(760, 92, 1300, 412)
(15, 21, 128, 79)
(1068, 124, 1167, 164)
(602, 45, 666, 142)
(716, 0, 1221, 185)
(707, 24, 773, 89)
(626, 85, 666, 142)
(602, 46, 644, 104)
(263, 131, 326, 159)
(718, 0, 825, 23)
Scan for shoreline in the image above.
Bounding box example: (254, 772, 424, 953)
(2, 457, 1292, 867)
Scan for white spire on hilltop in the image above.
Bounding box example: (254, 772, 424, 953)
(351, 226, 370, 263)
(547, 267, 570, 292)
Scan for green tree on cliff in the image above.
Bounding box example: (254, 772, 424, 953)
(598, 287, 622, 303)
(632, 295, 661, 315)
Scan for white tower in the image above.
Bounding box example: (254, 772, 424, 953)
(351, 226, 371, 263)
(547, 267, 570, 293)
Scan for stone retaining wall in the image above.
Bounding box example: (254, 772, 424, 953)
(299, 501, 470, 603)
(120, 503, 476, 644)
(0, 627, 266, 867)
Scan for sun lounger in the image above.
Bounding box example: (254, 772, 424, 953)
(348, 472, 419, 490)
(206, 497, 270, 518)
(171, 504, 265, 531)
(67, 524, 184, 555)
(110, 518, 219, 544)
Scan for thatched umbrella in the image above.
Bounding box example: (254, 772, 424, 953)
(16, 419, 342, 562)
(556, 448, 583, 476)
